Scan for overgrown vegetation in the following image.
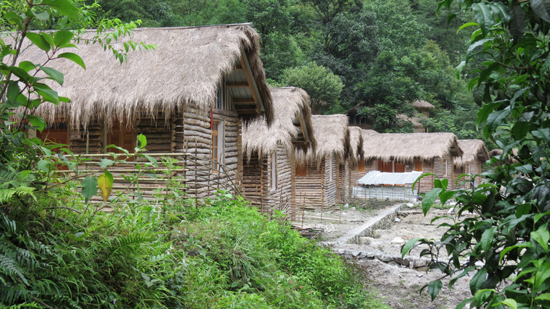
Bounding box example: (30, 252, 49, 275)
(1, 188, 389, 308)
(403, 1, 550, 308)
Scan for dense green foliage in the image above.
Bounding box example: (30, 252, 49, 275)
(82, 0, 485, 137)
(403, 0, 550, 308)
(0, 188, 388, 308)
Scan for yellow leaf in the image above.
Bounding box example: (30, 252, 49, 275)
(97, 170, 114, 202)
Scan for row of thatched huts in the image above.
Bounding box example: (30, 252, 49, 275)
(26, 23, 490, 214)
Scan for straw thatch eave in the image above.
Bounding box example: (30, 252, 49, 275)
(242, 87, 315, 164)
(454, 139, 490, 168)
(349, 126, 364, 162)
(297, 114, 350, 163)
(413, 100, 435, 110)
(15, 23, 273, 129)
(362, 132, 463, 163)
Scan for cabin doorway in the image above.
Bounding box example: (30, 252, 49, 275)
(107, 121, 135, 156)
(378, 161, 392, 173)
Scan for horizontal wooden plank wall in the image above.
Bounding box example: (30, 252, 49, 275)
(135, 111, 175, 154)
(69, 121, 103, 154)
(241, 144, 294, 218)
(296, 155, 338, 210)
(296, 159, 325, 210)
(181, 107, 241, 198)
(336, 160, 350, 203)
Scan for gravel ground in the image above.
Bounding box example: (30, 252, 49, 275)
(325, 204, 475, 309)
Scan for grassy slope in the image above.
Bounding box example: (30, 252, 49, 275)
(1, 190, 389, 308)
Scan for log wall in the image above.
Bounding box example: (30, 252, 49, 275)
(178, 107, 241, 198)
(241, 144, 294, 218)
(296, 155, 338, 210)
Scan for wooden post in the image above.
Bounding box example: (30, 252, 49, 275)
(195, 141, 198, 208)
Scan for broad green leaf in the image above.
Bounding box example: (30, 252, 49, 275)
(428, 280, 442, 301)
(441, 178, 448, 190)
(53, 30, 73, 47)
(99, 159, 115, 168)
(472, 3, 494, 35)
(41, 67, 64, 85)
(439, 191, 456, 205)
(478, 62, 500, 85)
(81, 176, 98, 203)
(57, 52, 86, 69)
(531, 0, 550, 23)
(467, 38, 495, 54)
(37, 160, 51, 172)
(138, 133, 147, 148)
(480, 227, 496, 252)
(412, 173, 435, 192)
(497, 299, 517, 309)
(485, 106, 511, 134)
(41, 0, 79, 20)
(535, 293, 550, 301)
(532, 128, 550, 142)
(535, 209, 550, 225)
(97, 171, 114, 202)
(510, 87, 529, 106)
(492, 2, 510, 24)
(401, 238, 423, 258)
(6, 81, 20, 105)
(142, 154, 158, 167)
(26, 32, 50, 52)
(470, 269, 488, 295)
(41, 33, 54, 48)
(423, 188, 443, 215)
(476, 102, 501, 127)
(512, 122, 530, 139)
(27, 115, 46, 132)
(457, 22, 479, 34)
(18, 61, 35, 72)
(31, 10, 49, 21)
(34, 83, 59, 104)
(535, 261, 550, 290)
(531, 224, 549, 252)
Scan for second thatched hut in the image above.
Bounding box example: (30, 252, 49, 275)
(295, 114, 350, 209)
(453, 139, 489, 188)
(241, 87, 315, 218)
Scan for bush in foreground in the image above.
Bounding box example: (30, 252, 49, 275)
(0, 190, 387, 308)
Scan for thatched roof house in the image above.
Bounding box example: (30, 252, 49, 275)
(412, 100, 435, 110)
(363, 133, 463, 162)
(296, 114, 351, 209)
(242, 87, 315, 163)
(241, 87, 316, 217)
(348, 127, 364, 162)
(305, 114, 350, 162)
(19, 24, 273, 128)
(23, 24, 277, 200)
(453, 139, 489, 188)
(454, 140, 489, 168)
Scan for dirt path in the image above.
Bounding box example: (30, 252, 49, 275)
(323, 204, 474, 309)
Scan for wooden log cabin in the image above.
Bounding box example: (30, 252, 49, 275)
(295, 115, 351, 210)
(241, 87, 316, 219)
(453, 139, 489, 189)
(22, 24, 274, 200)
(361, 133, 463, 193)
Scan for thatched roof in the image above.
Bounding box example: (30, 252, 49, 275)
(397, 114, 425, 128)
(17, 24, 273, 128)
(489, 148, 519, 164)
(362, 133, 463, 162)
(413, 100, 435, 109)
(242, 87, 315, 163)
(298, 114, 350, 162)
(454, 140, 489, 168)
(362, 129, 378, 135)
(349, 127, 364, 162)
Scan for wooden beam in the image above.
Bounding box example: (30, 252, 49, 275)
(233, 98, 256, 104)
(227, 82, 250, 88)
(240, 55, 260, 114)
